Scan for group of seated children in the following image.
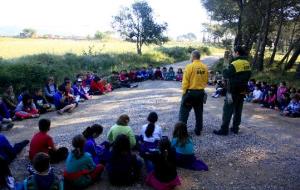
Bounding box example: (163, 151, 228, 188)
(115, 65, 183, 84)
(0, 113, 208, 190)
(245, 80, 300, 117)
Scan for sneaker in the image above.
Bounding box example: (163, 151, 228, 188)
(2, 118, 12, 123)
(6, 123, 14, 130)
(213, 129, 228, 136)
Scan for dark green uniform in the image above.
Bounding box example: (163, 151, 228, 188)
(220, 56, 251, 133)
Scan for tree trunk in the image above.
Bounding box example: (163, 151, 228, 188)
(268, 1, 284, 65)
(256, 0, 272, 71)
(234, 0, 244, 47)
(252, 16, 265, 70)
(284, 39, 300, 70)
(285, 22, 297, 63)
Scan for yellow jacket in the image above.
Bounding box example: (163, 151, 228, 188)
(182, 60, 208, 94)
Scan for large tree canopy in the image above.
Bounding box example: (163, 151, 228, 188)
(112, 1, 168, 55)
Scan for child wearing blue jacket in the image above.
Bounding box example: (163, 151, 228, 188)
(171, 122, 208, 171)
(83, 124, 110, 165)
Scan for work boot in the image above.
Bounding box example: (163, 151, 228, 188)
(230, 127, 239, 134)
(194, 129, 201, 136)
(213, 129, 228, 136)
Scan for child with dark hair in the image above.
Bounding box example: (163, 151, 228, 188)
(277, 81, 288, 108)
(278, 92, 290, 111)
(119, 70, 138, 88)
(251, 85, 263, 103)
(33, 88, 53, 114)
(44, 76, 58, 104)
(64, 135, 104, 188)
(0, 98, 14, 131)
(73, 78, 90, 101)
(282, 94, 300, 117)
(261, 89, 277, 109)
(145, 138, 181, 190)
(0, 156, 16, 190)
(212, 80, 226, 98)
(107, 134, 142, 186)
(171, 122, 208, 171)
(21, 153, 64, 190)
(0, 134, 29, 164)
(15, 93, 39, 120)
(261, 82, 270, 100)
(53, 85, 77, 115)
(176, 68, 183, 82)
(83, 124, 110, 165)
(147, 65, 154, 80)
(17, 87, 30, 103)
(140, 67, 149, 80)
(2, 85, 18, 114)
(29, 119, 68, 163)
(136, 68, 143, 82)
(107, 71, 122, 90)
(154, 67, 163, 80)
(128, 69, 137, 82)
(90, 76, 106, 95)
(140, 112, 162, 155)
(166, 67, 176, 81)
(162, 67, 168, 80)
(107, 114, 136, 148)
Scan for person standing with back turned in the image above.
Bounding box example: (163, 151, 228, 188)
(179, 50, 208, 136)
(213, 46, 251, 136)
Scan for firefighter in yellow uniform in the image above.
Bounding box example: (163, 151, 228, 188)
(214, 46, 251, 136)
(179, 50, 208, 136)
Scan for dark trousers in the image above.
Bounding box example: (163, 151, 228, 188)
(179, 89, 204, 132)
(221, 93, 244, 132)
(48, 147, 69, 163)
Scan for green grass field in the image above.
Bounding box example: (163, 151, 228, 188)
(0, 37, 224, 59)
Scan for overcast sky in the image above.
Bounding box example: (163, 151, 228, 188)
(0, 0, 209, 38)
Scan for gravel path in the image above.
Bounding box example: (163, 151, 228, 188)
(3, 56, 300, 190)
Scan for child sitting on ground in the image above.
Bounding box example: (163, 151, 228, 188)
(119, 70, 138, 88)
(90, 76, 106, 95)
(212, 80, 226, 98)
(107, 134, 142, 186)
(107, 114, 136, 148)
(176, 68, 183, 82)
(33, 88, 53, 114)
(44, 76, 58, 104)
(0, 98, 14, 131)
(145, 138, 181, 190)
(128, 69, 137, 82)
(154, 67, 163, 80)
(64, 135, 104, 188)
(0, 134, 29, 164)
(279, 92, 290, 111)
(147, 65, 154, 80)
(53, 85, 78, 115)
(21, 153, 64, 190)
(73, 78, 90, 101)
(251, 85, 263, 103)
(261, 89, 276, 109)
(139, 112, 162, 156)
(17, 87, 30, 103)
(15, 93, 39, 120)
(29, 119, 68, 163)
(277, 81, 288, 108)
(0, 156, 18, 190)
(107, 71, 122, 90)
(162, 67, 168, 80)
(282, 94, 300, 117)
(166, 67, 176, 81)
(171, 122, 208, 171)
(2, 85, 18, 115)
(83, 124, 110, 165)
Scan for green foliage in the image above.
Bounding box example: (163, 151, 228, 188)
(157, 46, 211, 61)
(94, 31, 106, 40)
(211, 58, 224, 72)
(21, 28, 37, 38)
(112, 1, 168, 54)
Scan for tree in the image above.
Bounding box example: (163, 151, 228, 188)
(21, 28, 36, 38)
(94, 31, 105, 40)
(112, 1, 168, 55)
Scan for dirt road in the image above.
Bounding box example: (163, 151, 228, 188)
(3, 56, 299, 190)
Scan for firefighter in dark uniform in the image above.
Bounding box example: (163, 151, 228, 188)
(179, 50, 208, 136)
(213, 46, 251, 136)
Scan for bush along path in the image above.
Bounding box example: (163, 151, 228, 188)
(3, 56, 300, 190)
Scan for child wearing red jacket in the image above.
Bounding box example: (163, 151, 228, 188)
(90, 76, 106, 95)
